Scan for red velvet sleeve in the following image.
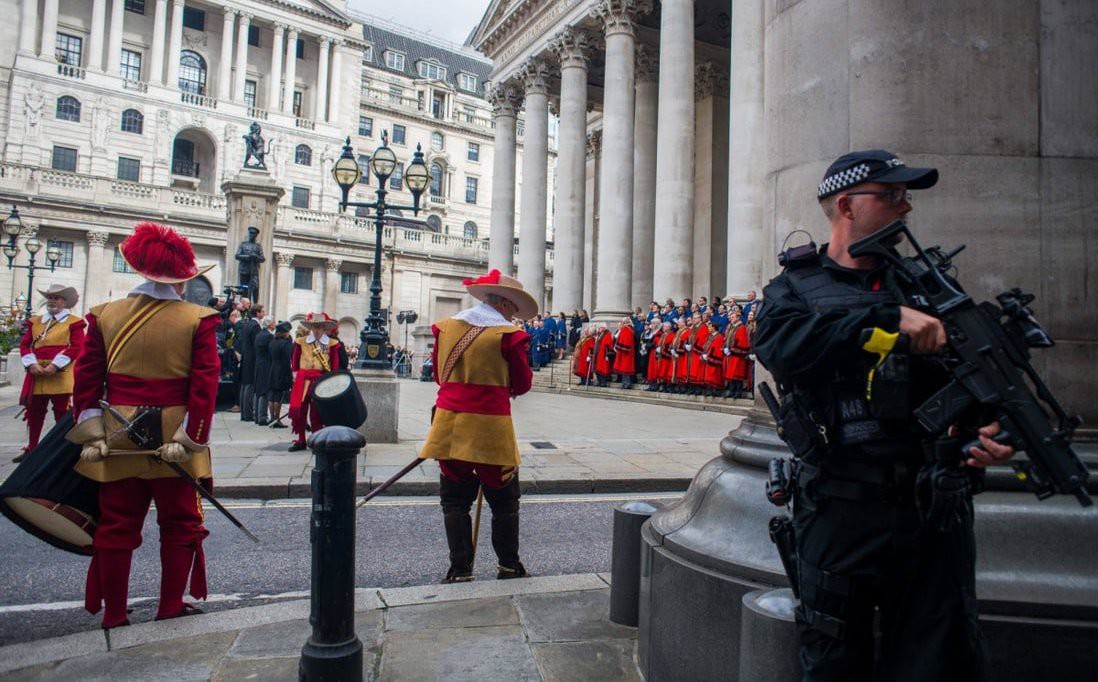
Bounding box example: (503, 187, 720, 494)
(61, 318, 86, 365)
(71, 313, 107, 418)
(291, 341, 302, 372)
(431, 324, 441, 384)
(185, 315, 220, 445)
(17, 321, 33, 356)
(501, 329, 533, 397)
(329, 342, 341, 371)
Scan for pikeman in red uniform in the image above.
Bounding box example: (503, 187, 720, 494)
(67, 222, 219, 628)
(288, 312, 342, 452)
(723, 310, 751, 398)
(687, 314, 710, 395)
(673, 317, 695, 393)
(700, 319, 726, 397)
(611, 317, 636, 389)
(16, 284, 85, 462)
(662, 320, 682, 392)
(572, 327, 596, 386)
(593, 323, 614, 388)
(645, 321, 669, 391)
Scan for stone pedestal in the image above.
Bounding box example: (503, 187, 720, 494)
(222, 169, 285, 306)
(353, 368, 398, 444)
(6, 349, 22, 387)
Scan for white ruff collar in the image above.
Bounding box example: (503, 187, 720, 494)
(452, 302, 512, 327)
(129, 280, 182, 301)
(41, 309, 71, 322)
(306, 332, 330, 344)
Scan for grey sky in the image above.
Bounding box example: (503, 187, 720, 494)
(346, 0, 493, 48)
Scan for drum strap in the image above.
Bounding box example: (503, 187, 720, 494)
(440, 326, 486, 384)
(106, 299, 173, 372)
(31, 319, 55, 350)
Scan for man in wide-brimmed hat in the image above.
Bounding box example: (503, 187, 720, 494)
(15, 283, 85, 461)
(66, 221, 220, 628)
(418, 269, 537, 583)
(287, 311, 342, 451)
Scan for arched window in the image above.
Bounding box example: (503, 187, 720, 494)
(463, 221, 477, 239)
(425, 215, 442, 232)
(430, 131, 444, 151)
(295, 144, 312, 166)
(429, 162, 443, 198)
(120, 108, 143, 134)
(178, 50, 207, 94)
(56, 96, 81, 122)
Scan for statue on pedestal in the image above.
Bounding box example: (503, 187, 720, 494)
(235, 226, 265, 301)
(242, 122, 269, 170)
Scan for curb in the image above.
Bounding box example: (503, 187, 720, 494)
(529, 383, 754, 415)
(0, 573, 612, 675)
(216, 476, 693, 500)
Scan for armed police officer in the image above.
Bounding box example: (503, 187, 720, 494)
(754, 150, 1014, 681)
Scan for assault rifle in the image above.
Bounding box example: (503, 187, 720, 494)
(849, 220, 1091, 506)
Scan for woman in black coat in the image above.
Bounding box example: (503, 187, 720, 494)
(267, 323, 295, 429)
(253, 319, 274, 425)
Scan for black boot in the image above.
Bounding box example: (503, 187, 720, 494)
(483, 476, 528, 579)
(439, 476, 479, 583)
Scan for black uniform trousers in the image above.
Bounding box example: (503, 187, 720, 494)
(793, 466, 986, 682)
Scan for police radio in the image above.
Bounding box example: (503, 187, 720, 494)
(778, 228, 819, 269)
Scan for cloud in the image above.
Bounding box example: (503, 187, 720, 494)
(346, 0, 493, 47)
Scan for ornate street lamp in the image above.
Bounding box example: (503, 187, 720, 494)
(3, 206, 62, 331)
(331, 133, 428, 369)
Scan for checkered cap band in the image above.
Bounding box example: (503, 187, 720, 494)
(817, 163, 873, 198)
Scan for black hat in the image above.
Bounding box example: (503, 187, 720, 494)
(247, 226, 260, 234)
(275, 321, 292, 333)
(817, 149, 938, 199)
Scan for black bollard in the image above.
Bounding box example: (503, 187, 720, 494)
(738, 588, 801, 682)
(300, 426, 365, 682)
(609, 501, 661, 626)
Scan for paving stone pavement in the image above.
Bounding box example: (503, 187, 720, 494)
(0, 575, 644, 681)
(0, 379, 743, 498)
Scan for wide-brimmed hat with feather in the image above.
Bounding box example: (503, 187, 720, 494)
(463, 269, 539, 320)
(118, 222, 214, 284)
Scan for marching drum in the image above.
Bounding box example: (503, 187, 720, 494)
(310, 371, 368, 430)
(0, 412, 99, 555)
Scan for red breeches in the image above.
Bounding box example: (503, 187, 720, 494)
(24, 394, 69, 451)
(439, 460, 515, 490)
(86, 476, 209, 626)
(292, 399, 322, 445)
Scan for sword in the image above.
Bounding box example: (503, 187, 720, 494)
(356, 457, 421, 508)
(98, 400, 259, 543)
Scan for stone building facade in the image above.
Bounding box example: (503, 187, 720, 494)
(0, 0, 555, 359)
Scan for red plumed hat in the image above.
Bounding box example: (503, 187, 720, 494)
(118, 222, 214, 284)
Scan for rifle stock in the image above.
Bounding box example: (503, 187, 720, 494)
(849, 221, 1091, 507)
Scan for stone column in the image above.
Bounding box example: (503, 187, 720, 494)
(267, 24, 285, 111)
(233, 11, 251, 101)
(328, 41, 344, 123)
(314, 37, 331, 122)
(39, 0, 59, 59)
(274, 253, 294, 320)
(548, 28, 592, 314)
(83, 231, 111, 310)
(282, 29, 299, 114)
(149, 0, 167, 84)
(217, 8, 235, 100)
(632, 43, 659, 304)
(165, 0, 185, 88)
(652, 0, 695, 299)
(584, 130, 602, 312)
(592, 0, 650, 320)
(105, 0, 124, 76)
(324, 258, 342, 314)
(517, 58, 551, 311)
(488, 83, 522, 275)
(725, 0, 766, 297)
(18, 0, 37, 54)
(692, 61, 730, 297)
(88, 0, 107, 72)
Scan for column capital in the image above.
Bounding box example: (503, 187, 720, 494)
(488, 82, 523, 118)
(694, 60, 729, 100)
(635, 43, 659, 83)
(549, 27, 596, 70)
(222, 6, 238, 18)
(586, 129, 602, 158)
(326, 258, 342, 272)
(272, 22, 288, 35)
(318, 35, 332, 47)
(592, 0, 653, 37)
(85, 231, 110, 247)
(171, 0, 185, 6)
(285, 27, 300, 39)
(276, 252, 295, 267)
(237, 11, 253, 22)
(518, 58, 552, 97)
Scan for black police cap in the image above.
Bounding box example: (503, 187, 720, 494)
(817, 149, 938, 199)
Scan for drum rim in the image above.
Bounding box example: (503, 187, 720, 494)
(0, 496, 95, 556)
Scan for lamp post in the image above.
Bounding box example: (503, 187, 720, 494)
(331, 132, 429, 369)
(395, 309, 417, 376)
(3, 206, 62, 333)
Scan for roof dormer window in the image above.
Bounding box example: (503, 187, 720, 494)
(417, 59, 447, 81)
(458, 72, 478, 93)
(384, 50, 405, 71)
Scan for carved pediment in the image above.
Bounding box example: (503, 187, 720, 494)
(255, 0, 353, 28)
